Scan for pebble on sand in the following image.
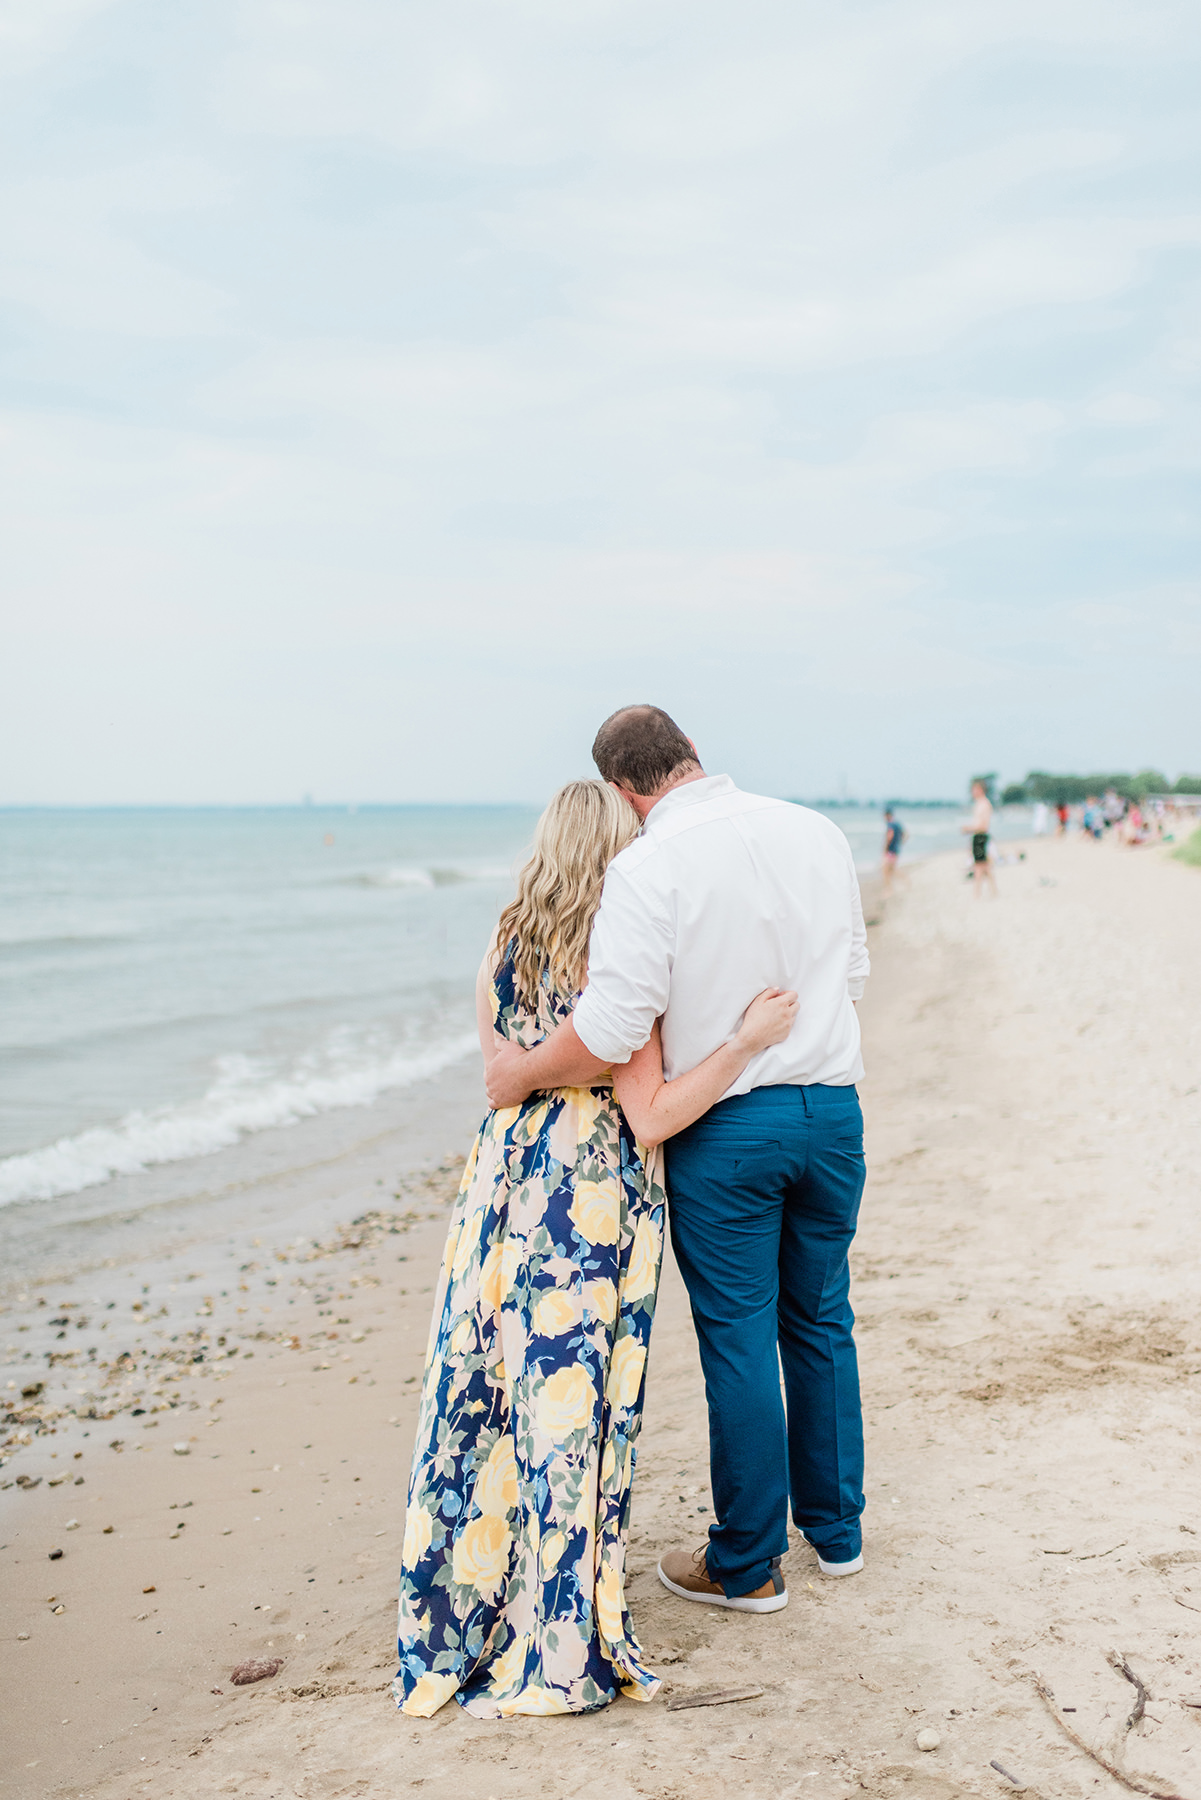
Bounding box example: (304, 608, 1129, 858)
(231, 1658, 283, 1686)
(916, 1729, 941, 1752)
(48, 1548, 63, 1560)
(173, 1443, 190, 1456)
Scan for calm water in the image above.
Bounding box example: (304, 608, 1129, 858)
(0, 800, 1028, 1205)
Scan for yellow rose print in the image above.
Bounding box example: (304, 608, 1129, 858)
(498, 1683, 569, 1717)
(621, 1214, 661, 1303)
(606, 1335, 646, 1410)
(451, 1514, 512, 1598)
(600, 1440, 616, 1487)
(474, 1435, 518, 1517)
(485, 1632, 530, 1698)
(520, 1100, 550, 1140)
(499, 1236, 522, 1299)
(532, 1288, 578, 1337)
(582, 1277, 617, 1325)
(572, 1088, 603, 1141)
(402, 1502, 435, 1567)
(574, 1479, 597, 1531)
(535, 1364, 593, 1439)
(568, 1177, 620, 1246)
(595, 1561, 625, 1643)
(479, 1243, 505, 1315)
(451, 1206, 483, 1280)
(449, 1316, 474, 1356)
(401, 1670, 460, 1717)
(540, 1528, 566, 1573)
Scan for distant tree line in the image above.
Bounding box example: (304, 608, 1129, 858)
(999, 770, 1201, 806)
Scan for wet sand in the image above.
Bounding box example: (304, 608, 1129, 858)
(3, 835, 1200, 1800)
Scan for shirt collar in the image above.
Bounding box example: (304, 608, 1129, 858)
(643, 772, 736, 831)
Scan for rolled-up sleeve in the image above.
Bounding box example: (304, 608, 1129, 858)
(573, 864, 674, 1065)
(847, 860, 870, 1002)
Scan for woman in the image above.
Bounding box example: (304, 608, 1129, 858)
(394, 780, 796, 1719)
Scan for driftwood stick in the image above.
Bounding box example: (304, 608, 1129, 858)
(1031, 1673, 1191, 1800)
(665, 1684, 764, 1712)
(1109, 1650, 1149, 1733)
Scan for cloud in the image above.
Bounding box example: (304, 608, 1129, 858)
(1, 0, 1198, 801)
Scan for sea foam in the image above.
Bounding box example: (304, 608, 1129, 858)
(0, 1030, 479, 1209)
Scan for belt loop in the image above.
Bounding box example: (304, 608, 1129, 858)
(800, 1085, 811, 1118)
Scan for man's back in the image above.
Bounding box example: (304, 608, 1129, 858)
(574, 775, 868, 1094)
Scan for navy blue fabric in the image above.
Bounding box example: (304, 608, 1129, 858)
(665, 1083, 866, 1595)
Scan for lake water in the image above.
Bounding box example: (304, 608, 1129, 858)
(0, 799, 1030, 1205)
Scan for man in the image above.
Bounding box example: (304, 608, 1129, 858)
(962, 779, 997, 897)
(486, 705, 870, 1614)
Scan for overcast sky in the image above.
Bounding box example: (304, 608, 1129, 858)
(3, 0, 1199, 804)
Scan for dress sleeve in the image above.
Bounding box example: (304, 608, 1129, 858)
(572, 865, 673, 1065)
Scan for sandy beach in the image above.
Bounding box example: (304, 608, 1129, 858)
(4, 833, 1200, 1800)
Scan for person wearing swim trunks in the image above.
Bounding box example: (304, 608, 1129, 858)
(882, 807, 905, 894)
(962, 780, 997, 898)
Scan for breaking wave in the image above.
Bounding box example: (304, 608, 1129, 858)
(0, 1029, 480, 1208)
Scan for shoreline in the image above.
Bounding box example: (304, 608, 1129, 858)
(4, 834, 1200, 1800)
(0, 806, 1022, 1219)
(0, 1060, 487, 1299)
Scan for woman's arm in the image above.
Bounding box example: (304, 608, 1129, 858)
(475, 951, 502, 1071)
(612, 989, 798, 1148)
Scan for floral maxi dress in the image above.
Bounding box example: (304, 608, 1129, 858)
(394, 949, 665, 1718)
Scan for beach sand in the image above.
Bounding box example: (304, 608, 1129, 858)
(3, 835, 1200, 1800)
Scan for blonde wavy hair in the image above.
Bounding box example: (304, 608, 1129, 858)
(495, 780, 640, 1008)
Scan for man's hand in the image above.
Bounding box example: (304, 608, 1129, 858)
(485, 1043, 537, 1110)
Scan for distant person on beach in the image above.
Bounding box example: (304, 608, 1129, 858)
(882, 807, 905, 893)
(963, 780, 997, 897)
(1056, 802, 1070, 835)
(394, 779, 797, 1718)
(1123, 803, 1149, 846)
(486, 706, 870, 1623)
(1031, 800, 1050, 836)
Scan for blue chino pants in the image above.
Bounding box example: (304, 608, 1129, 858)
(665, 1082, 866, 1596)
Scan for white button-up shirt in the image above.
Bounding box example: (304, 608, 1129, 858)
(574, 774, 869, 1095)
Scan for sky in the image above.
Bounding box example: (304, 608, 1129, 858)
(2, 0, 1199, 805)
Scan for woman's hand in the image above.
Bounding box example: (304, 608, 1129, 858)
(485, 1043, 535, 1109)
(733, 987, 799, 1055)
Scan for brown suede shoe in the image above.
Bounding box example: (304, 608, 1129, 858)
(657, 1545, 788, 1613)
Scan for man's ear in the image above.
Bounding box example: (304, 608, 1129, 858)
(687, 738, 698, 758)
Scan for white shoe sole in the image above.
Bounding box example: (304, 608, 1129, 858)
(657, 1561, 789, 1613)
(803, 1541, 863, 1576)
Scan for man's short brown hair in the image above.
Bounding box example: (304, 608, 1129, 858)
(591, 705, 700, 797)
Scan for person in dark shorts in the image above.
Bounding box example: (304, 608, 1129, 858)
(882, 807, 905, 893)
(962, 780, 998, 898)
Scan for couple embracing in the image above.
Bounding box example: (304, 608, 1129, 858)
(394, 705, 870, 1719)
